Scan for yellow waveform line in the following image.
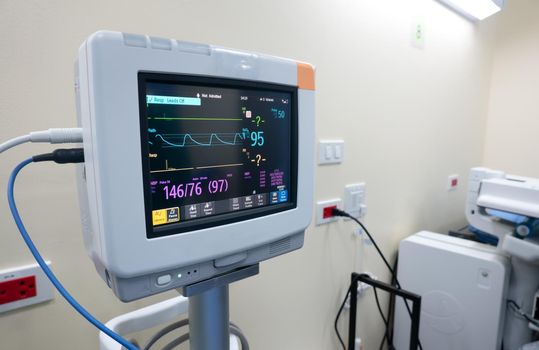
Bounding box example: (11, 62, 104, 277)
(149, 116, 242, 121)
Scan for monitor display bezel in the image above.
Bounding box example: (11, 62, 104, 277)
(138, 73, 299, 239)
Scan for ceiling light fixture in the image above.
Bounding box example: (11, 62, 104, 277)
(437, 0, 505, 21)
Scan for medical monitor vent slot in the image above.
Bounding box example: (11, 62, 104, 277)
(269, 237, 291, 255)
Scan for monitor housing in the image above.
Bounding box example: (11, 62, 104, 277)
(75, 31, 315, 301)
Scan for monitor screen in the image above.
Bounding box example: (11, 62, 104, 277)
(139, 73, 298, 238)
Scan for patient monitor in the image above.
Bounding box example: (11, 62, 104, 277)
(75, 31, 315, 301)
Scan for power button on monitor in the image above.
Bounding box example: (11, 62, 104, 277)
(157, 274, 172, 286)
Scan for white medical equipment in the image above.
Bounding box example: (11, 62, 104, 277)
(1, 29, 315, 350)
(395, 167, 539, 349)
(394, 231, 510, 349)
(467, 167, 539, 349)
(75, 30, 315, 303)
(466, 167, 539, 262)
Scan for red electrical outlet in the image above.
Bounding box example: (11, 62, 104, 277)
(316, 199, 341, 225)
(0, 276, 37, 305)
(323, 205, 337, 219)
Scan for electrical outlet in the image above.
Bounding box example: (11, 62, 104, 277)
(0, 262, 54, 314)
(316, 199, 341, 225)
(448, 174, 460, 191)
(0, 276, 37, 305)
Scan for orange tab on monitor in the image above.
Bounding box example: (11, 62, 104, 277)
(297, 62, 315, 90)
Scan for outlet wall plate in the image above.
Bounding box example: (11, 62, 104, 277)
(447, 174, 460, 191)
(344, 183, 366, 219)
(0, 262, 54, 314)
(316, 199, 341, 225)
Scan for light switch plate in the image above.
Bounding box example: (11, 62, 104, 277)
(318, 140, 344, 165)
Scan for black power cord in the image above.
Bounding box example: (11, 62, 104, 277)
(332, 208, 423, 350)
(507, 299, 539, 327)
(33, 148, 85, 164)
(384, 256, 400, 349)
(335, 276, 359, 349)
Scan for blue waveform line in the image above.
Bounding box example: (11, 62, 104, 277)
(155, 133, 245, 147)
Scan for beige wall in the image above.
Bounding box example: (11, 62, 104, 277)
(483, 0, 539, 177)
(0, 1, 498, 349)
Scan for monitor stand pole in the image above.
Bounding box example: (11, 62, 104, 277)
(180, 264, 259, 350)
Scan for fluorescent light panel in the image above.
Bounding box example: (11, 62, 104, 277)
(438, 0, 503, 21)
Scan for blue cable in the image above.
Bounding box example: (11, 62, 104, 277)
(7, 157, 138, 350)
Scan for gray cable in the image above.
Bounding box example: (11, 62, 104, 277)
(0, 135, 30, 154)
(230, 324, 250, 350)
(0, 128, 83, 154)
(143, 319, 189, 350)
(508, 299, 539, 327)
(159, 322, 249, 350)
(161, 333, 189, 350)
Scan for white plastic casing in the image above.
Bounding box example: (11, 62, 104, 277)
(466, 167, 539, 263)
(75, 31, 315, 301)
(394, 232, 509, 350)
